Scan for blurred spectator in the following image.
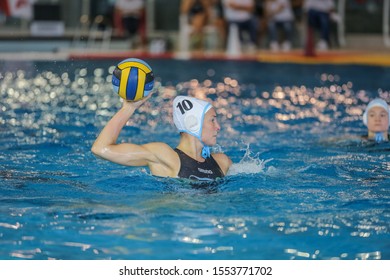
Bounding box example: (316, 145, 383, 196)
(180, 0, 211, 51)
(0, 1, 10, 20)
(290, 0, 304, 48)
(291, 0, 303, 22)
(222, 0, 258, 51)
(253, 0, 267, 49)
(303, 0, 335, 52)
(210, 0, 227, 51)
(114, 0, 145, 49)
(264, 0, 294, 51)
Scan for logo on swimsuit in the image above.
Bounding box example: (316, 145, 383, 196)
(198, 168, 213, 175)
(189, 175, 214, 181)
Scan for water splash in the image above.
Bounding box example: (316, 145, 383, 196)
(227, 144, 273, 176)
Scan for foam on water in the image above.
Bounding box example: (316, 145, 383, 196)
(227, 144, 273, 176)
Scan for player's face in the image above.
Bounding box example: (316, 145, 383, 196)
(367, 107, 389, 133)
(201, 108, 220, 146)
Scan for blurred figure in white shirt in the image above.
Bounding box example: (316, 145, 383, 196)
(303, 0, 335, 51)
(222, 0, 258, 51)
(114, 0, 145, 49)
(264, 0, 295, 52)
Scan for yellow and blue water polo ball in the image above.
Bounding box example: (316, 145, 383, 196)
(112, 58, 154, 101)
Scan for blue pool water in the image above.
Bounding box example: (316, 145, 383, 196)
(0, 59, 389, 260)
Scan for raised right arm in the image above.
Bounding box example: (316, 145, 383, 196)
(91, 100, 152, 166)
(91, 97, 179, 176)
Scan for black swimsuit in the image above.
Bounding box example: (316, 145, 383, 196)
(174, 148, 224, 181)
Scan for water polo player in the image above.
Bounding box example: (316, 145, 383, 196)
(362, 98, 390, 143)
(91, 95, 232, 181)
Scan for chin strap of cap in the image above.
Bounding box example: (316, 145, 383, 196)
(201, 145, 211, 159)
(375, 132, 385, 143)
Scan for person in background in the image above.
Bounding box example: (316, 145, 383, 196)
(114, 0, 145, 49)
(222, 0, 258, 52)
(210, 0, 228, 51)
(303, 0, 335, 52)
(362, 98, 390, 143)
(253, 0, 267, 49)
(180, 0, 211, 51)
(0, 0, 10, 22)
(291, 0, 304, 47)
(291, 0, 303, 22)
(264, 0, 295, 51)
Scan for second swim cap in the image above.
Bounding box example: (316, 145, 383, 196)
(363, 98, 390, 126)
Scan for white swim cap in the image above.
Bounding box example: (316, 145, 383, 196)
(363, 98, 390, 126)
(173, 96, 212, 139)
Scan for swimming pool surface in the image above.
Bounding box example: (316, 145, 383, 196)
(0, 58, 389, 260)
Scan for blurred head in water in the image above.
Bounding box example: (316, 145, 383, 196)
(363, 98, 389, 142)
